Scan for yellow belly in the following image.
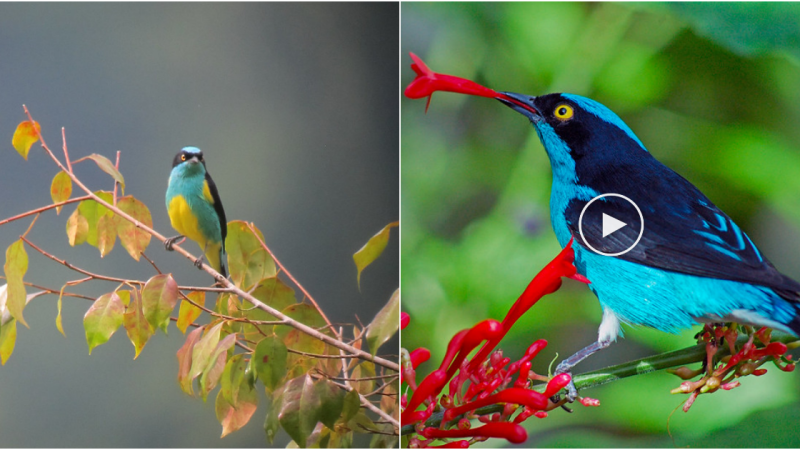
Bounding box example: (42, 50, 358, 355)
(168, 195, 207, 248)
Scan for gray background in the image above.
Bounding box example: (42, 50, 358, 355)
(0, 3, 398, 447)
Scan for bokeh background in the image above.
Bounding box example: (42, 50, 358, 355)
(0, 3, 398, 447)
(402, 2, 800, 447)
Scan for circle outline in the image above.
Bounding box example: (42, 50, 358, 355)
(578, 193, 644, 257)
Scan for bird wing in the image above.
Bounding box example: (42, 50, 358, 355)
(564, 162, 800, 300)
(204, 172, 228, 243)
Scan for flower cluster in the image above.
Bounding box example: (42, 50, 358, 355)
(401, 240, 600, 447)
(668, 323, 796, 412)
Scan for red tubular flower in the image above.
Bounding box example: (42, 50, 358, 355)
(442, 388, 549, 422)
(404, 52, 499, 109)
(439, 330, 469, 373)
(402, 312, 411, 330)
(410, 348, 432, 370)
(446, 320, 504, 380)
(423, 422, 528, 445)
(402, 369, 449, 425)
(544, 373, 572, 398)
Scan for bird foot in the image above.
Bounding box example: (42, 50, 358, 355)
(551, 362, 579, 404)
(164, 235, 185, 251)
(193, 255, 205, 269)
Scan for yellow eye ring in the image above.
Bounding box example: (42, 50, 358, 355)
(554, 104, 574, 121)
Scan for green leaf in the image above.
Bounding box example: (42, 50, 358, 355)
(189, 322, 224, 381)
(199, 333, 236, 401)
(141, 274, 179, 334)
(225, 221, 276, 290)
(83, 153, 125, 194)
(115, 196, 153, 261)
(83, 292, 124, 353)
(215, 354, 258, 437)
(253, 336, 288, 393)
(353, 221, 397, 288)
(77, 191, 114, 247)
(275, 304, 327, 376)
(0, 318, 16, 365)
(96, 214, 116, 257)
(314, 379, 345, 429)
(4, 240, 28, 328)
(11, 120, 40, 160)
(177, 326, 204, 396)
(238, 277, 297, 343)
(177, 291, 204, 334)
(365, 288, 399, 355)
(50, 171, 72, 214)
(278, 375, 319, 448)
(264, 391, 280, 444)
(350, 362, 375, 395)
(123, 289, 154, 359)
(66, 208, 88, 246)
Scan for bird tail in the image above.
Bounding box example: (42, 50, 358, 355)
(205, 241, 228, 278)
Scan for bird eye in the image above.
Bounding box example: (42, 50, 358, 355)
(180, 154, 187, 161)
(554, 104, 574, 121)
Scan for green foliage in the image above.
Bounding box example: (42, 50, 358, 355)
(402, 2, 800, 447)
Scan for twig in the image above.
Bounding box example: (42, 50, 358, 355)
(23, 105, 398, 372)
(0, 195, 91, 227)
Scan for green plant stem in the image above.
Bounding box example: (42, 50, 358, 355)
(401, 334, 799, 435)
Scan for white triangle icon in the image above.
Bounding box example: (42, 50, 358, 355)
(602, 213, 627, 238)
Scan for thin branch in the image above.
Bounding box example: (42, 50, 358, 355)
(245, 221, 339, 339)
(23, 106, 398, 372)
(0, 195, 91, 227)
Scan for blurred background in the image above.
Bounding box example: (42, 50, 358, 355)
(0, 3, 398, 447)
(402, 3, 800, 447)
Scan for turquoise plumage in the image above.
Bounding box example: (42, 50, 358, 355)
(165, 147, 228, 277)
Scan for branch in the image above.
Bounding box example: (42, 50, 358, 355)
(22, 106, 398, 373)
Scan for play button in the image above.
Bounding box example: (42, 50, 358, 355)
(602, 213, 626, 237)
(578, 193, 644, 257)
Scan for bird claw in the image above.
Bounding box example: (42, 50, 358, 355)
(164, 235, 185, 251)
(553, 363, 579, 404)
(193, 255, 205, 269)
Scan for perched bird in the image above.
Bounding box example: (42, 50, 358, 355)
(496, 92, 800, 398)
(165, 147, 228, 278)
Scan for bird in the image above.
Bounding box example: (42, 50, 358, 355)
(495, 91, 800, 400)
(165, 146, 228, 278)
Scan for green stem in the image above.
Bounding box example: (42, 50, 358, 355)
(401, 334, 798, 435)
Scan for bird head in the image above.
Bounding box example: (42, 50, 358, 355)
(171, 146, 207, 177)
(497, 92, 649, 176)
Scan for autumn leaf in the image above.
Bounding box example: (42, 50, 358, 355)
(365, 288, 399, 355)
(78, 154, 125, 194)
(353, 221, 397, 288)
(226, 221, 276, 290)
(83, 292, 125, 354)
(66, 208, 89, 246)
(115, 196, 152, 260)
(4, 240, 29, 328)
(253, 336, 288, 393)
(177, 291, 205, 334)
(11, 120, 41, 160)
(96, 214, 117, 257)
(50, 171, 72, 214)
(215, 354, 258, 437)
(141, 274, 179, 334)
(76, 191, 114, 247)
(123, 290, 154, 359)
(177, 326, 204, 396)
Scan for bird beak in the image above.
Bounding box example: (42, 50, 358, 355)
(497, 91, 541, 122)
(187, 155, 200, 164)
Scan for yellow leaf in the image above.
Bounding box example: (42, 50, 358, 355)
(66, 208, 89, 246)
(0, 319, 17, 365)
(97, 214, 117, 257)
(50, 171, 72, 215)
(353, 221, 398, 288)
(82, 154, 125, 194)
(4, 240, 29, 328)
(56, 286, 66, 337)
(177, 291, 205, 334)
(11, 120, 40, 160)
(115, 196, 152, 261)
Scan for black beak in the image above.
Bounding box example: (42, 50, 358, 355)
(497, 91, 541, 122)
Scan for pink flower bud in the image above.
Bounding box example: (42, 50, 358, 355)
(534, 411, 548, 419)
(579, 397, 600, 407)
(401, 312, 410, 330)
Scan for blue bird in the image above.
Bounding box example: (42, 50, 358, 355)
(165, 147, 228, 278)
(496, 92, 800, 399)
